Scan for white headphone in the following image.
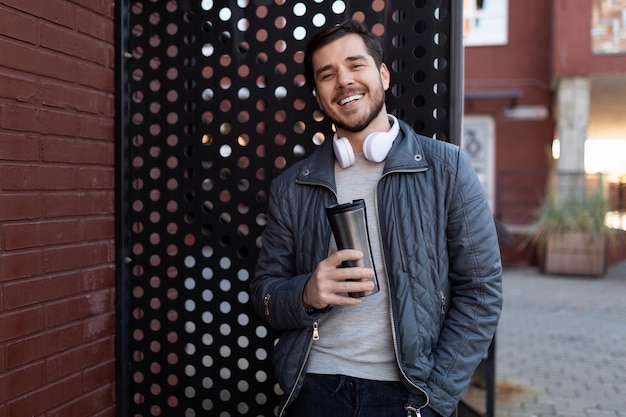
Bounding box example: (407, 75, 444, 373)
(332, 115, 400, 168)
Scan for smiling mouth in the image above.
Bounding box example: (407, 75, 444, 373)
(338, 94, 364, 106)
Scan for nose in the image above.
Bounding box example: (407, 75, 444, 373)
(335, 66, 353, 88)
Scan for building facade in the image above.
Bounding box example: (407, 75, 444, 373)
(462, 0, 626, 264)
(0, 1, 116, 416)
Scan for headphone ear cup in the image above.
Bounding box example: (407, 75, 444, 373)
(363, 115, 400, 163)
(333, 136, 355, 168)
(363, 132, 393, 163)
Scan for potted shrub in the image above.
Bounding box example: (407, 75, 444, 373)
(531, 173, 610, 277)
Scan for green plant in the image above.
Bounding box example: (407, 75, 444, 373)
(531, 173, 609, 249)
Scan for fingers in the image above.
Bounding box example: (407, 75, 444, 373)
(318, 250, 375, 282)
(303, 250, 376, 309)
(326, 249, 366, 268)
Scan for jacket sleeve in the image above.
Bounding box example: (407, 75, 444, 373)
(427, 148, 503, 416)
(249, 177, 323, 331)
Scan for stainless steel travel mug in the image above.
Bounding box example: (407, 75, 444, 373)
(325, 199, 379, 297)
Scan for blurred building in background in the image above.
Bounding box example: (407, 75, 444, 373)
(460, 0, 626, 265)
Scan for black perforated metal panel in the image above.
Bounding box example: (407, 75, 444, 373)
(117, 1, 461, 416)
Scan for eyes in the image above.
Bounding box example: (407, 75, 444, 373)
(317, 62, 367, 82)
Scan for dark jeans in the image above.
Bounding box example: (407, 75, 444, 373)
(286, 374, 411, 417)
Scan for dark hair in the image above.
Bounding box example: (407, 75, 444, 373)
(304, 20, 384, 91)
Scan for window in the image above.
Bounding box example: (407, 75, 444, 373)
(463, 0, 508, 46)
(591, 0, 626, 54)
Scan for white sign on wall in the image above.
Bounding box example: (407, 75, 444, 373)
(463, 0, 509, 46)
(462, 116, 496, 211)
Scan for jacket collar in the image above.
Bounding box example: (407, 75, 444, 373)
(383, 119, 429, 174)
(294, 119, 429, 188)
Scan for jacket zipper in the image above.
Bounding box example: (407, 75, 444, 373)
(440, 289, 446, 315)
(312, 320, 320, 340)
(377, 167, 428, 272)
(263, 293, 271, 318)
(386, 267, 430, 410)
(278, 177, 335, 417)
(278, 320, 319, 417)
(286, 168, 432, 412)
(294, 178, 339, 202)
(375, 167, 430, 408)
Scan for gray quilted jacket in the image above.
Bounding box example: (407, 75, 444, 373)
(250, 120, 503, 417)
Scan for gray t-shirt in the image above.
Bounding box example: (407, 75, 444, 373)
(306, 153, 399, 381)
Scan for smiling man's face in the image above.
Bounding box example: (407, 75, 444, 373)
(312, 33, 390, 137)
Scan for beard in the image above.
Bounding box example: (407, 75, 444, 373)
(321, 81, 387, 133)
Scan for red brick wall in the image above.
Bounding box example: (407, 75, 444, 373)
(464, 0, 556, 265)
(465, 0, 555, 175)
(0, 1, 116, 416)
(553, 0, 626, 77)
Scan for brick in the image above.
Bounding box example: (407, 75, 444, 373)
(0, 250, 44, 282)
(0, 132, 41, 161)
(93, 406, 115, 417)
(76, 61, 114, 91)
(42, 138, 113, 165)
(0, 71, 41, 105)
(81, 216, 115, 241)
(40, 81, 110, 115)
(44, 191, 113, 218)
(6, 374, 82, 417)
(46, 384, 114, 417)
(0, 193, 41, 221)
(83, 359, 115, 391)
(84, 313, 115, 342)
(0, 41, 77, 83)
(41, 22, 108, 65)
(81, 265, 115, 291)
(45, 290, 111, 327)
(0, 346, 5, 372)
(0, 0, 76, 29)
(43, 241, 111, 273)
(4, 272, 81, 309)
(78, 167, 114, 190)
(0, 7, 40, 44)
(0, 306, 44, 343)
(0, 164, 78, 191)
(72, 0, 115, 18)
(46, 338, 113, 381)
(0, 361, 46, 403)
(78, 114, 115, 141)
(3, 220, 81, 250)
(37, 108, 81, 136)
(6, 323, 83, 369)
(0, 103, 79, 136)
(76, 8, 115, 41)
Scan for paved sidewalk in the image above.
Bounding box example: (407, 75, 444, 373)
(463, 260, 626, 417)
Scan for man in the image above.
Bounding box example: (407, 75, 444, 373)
(250, 20, 503, 417)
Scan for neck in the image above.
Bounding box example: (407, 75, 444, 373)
(337, 112, 392, 152)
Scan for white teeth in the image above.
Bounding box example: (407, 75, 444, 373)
(339, 94, 363, 105)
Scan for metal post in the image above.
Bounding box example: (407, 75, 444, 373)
(114, 1, 131, 416)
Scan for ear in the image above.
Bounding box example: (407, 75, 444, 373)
(380, 63, 390, 91)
